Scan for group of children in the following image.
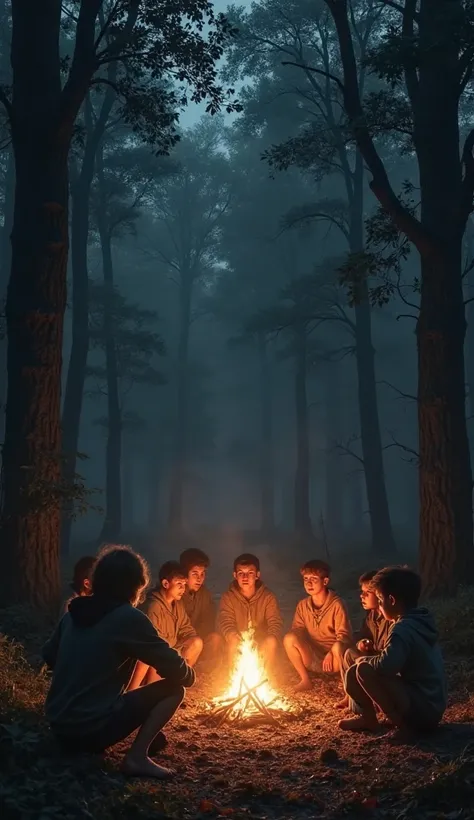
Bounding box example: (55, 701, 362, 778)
(42, 545, 447, 779)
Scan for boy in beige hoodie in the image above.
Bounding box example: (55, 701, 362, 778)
(284, 560, 352, 691)
(218, 553, 282, 672)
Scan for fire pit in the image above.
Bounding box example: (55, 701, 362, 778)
(206, 629, 300, 727)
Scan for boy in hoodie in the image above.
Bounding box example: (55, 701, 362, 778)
(336, 569, 392, 710)
(142, 561, 203, 672)
(42, 545, 195, 780)
(60, 555, 96, 615)
(339, 566, 447, 733)
(218, 553, 282, 672)
(180, 548, 221, 663)
(283, 560, 352, 691)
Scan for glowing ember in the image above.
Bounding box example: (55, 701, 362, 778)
(212, 627, 292, 721)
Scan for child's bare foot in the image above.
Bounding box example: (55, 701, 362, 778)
(294, 678, 312, 692)
(334, 696, 349, 710)
(121, 755, 175, 779)
(338, 715, 379, 733)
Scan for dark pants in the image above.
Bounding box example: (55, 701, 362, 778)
(55, 679, 184, 754)
(345, 662, 441, 730)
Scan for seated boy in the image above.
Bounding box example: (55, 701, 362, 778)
(42, 545, 195, 780)
(140, 562, 203, 679)
(336, 569, 392, 710)
(218, 553, 282, 671)
(283, 560, 352, 691)
(60, 554, 96, 615)
(180, 548, 221, 663)
(339, 566, 447, 733)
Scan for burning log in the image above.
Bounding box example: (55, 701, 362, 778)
(206, 628, 299, 726)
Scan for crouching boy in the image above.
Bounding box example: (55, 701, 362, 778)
(284, 560, 352, 691)
(180, 548, 222, 664)
(336, 569, 391, 710)
(218, 553, 282, 672)
(42, 546, 195, 780)
(339, 566, 447, 733)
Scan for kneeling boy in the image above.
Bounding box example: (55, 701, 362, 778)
(180, 548, 221, 662)
(284, 560, 352, 691)
(218, 553, 282, 671)
(339, 566, 447, 733)
(42, 545, 195, 779)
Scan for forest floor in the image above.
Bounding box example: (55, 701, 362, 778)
(1, 579, 474, 820)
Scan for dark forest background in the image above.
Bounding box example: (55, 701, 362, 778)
(1, 0, 474, 610)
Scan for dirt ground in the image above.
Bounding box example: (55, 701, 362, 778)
(1, 570, 474, 819)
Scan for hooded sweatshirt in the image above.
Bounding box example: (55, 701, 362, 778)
(292, 590, 352, 651)
(218, 580, 282, 641)
(142, 589, 197, 649)
(366, 607, 447, 720)
(182, 586, 216, 639)
(42, 595, 195, 737)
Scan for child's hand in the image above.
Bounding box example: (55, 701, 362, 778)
(322, 651, 334, 673)
(357, 639, 374, 654)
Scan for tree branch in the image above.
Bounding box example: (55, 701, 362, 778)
(281, 60, 345, 95)
(378, 379, 416, 401)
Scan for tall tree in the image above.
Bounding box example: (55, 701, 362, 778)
(321, 0, 474, 592)
(0, 0, 238, 610)
(224, 0, 395, 553)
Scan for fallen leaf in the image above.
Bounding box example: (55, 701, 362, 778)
(199, 799, 216, 813)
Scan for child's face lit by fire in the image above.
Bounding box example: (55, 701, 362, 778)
(234, 564, 260, 595)
(187, 565, 206, 593)
(162, 575, 187, 601)
(303, 573, 328, 597)
(360, 583, 379, 611)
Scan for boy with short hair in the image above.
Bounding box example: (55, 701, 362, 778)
(336, 569, 391, 710)
(283, 560, 352, 691)
(180, 548, 221, 660)
(339, 566, 447, 733)
(142, 561, 203, 670)
(218, 553, 282, 671)
(42, 545, 194, 780)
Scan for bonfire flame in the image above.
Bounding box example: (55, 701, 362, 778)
(213, 627, 291, 719)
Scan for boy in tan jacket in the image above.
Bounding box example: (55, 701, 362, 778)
(180, 548, 221, 663)
(218, 553, 282, 672)
(132, 561, 203, 687)
(284, 560, 352, 691)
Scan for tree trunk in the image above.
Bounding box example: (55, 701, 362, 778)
(168, 274, 192, 533)
(96, 168, 122, 544)
(61, 90, 116, 556)
(324, 361, 342, 543)
(350, 154, 395, 556)
(257, 332, 275, 534)
(0, 0, 69, 610)
(122, 438, 135, 532)
(0, 148, 14, 429)
(294, 325, 312, 539)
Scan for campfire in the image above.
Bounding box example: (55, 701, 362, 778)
(206, 627, 297, 726)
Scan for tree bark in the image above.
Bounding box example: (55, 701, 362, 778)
(0, 148, 14, 429)
(0, 0, 69, 610)
(167, 273, 192, 533)
(96, 154, 122, 544)
(257, 332, 275, 534)
(294, 324, 312, 539)
(61, 89, 116, 556)
(326, 0, 474, 592)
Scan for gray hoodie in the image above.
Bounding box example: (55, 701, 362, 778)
(367, 607, 447, 720)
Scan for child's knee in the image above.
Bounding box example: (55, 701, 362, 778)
(193, 636, 204, 654)
(283, 631, 298, 650)
(355, 661, 375, 685)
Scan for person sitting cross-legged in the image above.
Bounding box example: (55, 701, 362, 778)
(42, 545, 195, 780)
(218, 553, 282, 674)
(283, 560, 352, 692)
(339, 566, 447, 733)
